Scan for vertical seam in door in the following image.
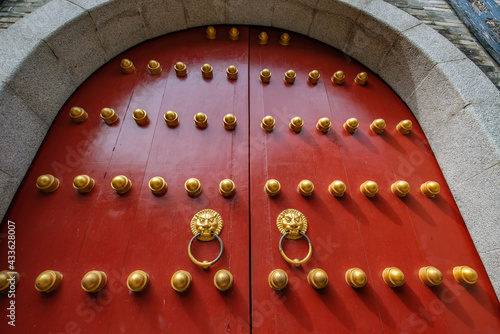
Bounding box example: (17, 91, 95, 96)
(104, 73, 169, 334)
(105, 178, 144, 334)
(53, 67, 144, 333)
(323, 83, 386, 334)
(52, 185, 101, 332)
(248, 26, 253, 334)
(394, 165, 426, 263)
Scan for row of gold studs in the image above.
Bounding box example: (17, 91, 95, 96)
(122, 25, 363, 83)
(0, 265, 477, 295)
(204, 26, 292, 46)
(205, 26, 294, 48)
(122, 57, 367, 86)
(36, 174, 440, 198)
(0, 269, 231, 293)
(271, 265, 478, 290)
(70, 108, 413, 135)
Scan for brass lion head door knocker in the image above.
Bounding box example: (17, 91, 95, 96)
(188, 209, 224, 269)
(276, 209, 312, 267)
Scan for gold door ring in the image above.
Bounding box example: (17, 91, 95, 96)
(188, 232, 224, 269)
(279, 231, 313, 267)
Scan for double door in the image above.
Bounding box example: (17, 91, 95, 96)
(1, 26, 499, 333)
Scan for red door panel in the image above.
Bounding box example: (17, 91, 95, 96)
(104, 27, 251, 333)
(323, 57, 500, 333)
(248, 27, 499, 333)
(55, 163, 147, 332)
(325, 75, 451, 333)
(54, 43, 170, 332)
(248, 28, 384, 333)
(0, 25, 499, 334)
(0, 53, 147, 333)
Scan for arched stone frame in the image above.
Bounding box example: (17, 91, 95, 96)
(0, 0, 498, 298)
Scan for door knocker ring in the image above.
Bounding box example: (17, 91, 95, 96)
(276, 208, 313, 267)
(188, 209, 224, 269)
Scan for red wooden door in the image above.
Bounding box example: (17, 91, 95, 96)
(247, 27, 500, 333)
(1, 26, 499, 334)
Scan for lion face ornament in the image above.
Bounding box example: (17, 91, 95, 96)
(276, 208, 308, 240)
(191, 209, 224, 241)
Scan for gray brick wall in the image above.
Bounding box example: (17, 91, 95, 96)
(384, 0, 500, 89)
(0, 0, 51, 29)
(0, 0, 499, 90)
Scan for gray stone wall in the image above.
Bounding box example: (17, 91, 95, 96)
(0, 0, 499, 299)
(0, 0, 51, 29)
(2, 0, 498, 89)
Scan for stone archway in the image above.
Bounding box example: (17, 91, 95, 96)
(0, 0, 498, 297)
